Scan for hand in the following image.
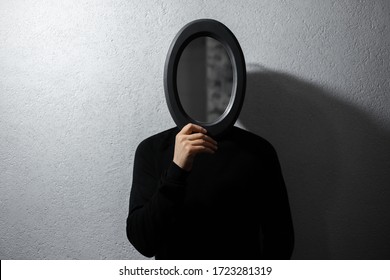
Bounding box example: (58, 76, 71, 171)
(173, 123, 218, 171)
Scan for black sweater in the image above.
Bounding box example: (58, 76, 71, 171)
(126, 126, 294, 259)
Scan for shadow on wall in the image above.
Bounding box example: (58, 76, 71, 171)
(239, 64, 390, 259)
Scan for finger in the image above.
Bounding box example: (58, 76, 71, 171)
(180, 123, 207, 135)
(204, 134, 217, 146)
(187, 133, 218, 145)
(190, 139, 218, 150)
(190, 145, 215, 155)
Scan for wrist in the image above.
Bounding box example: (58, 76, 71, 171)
(167, 161, 190, 182)
(173, 157, 191, 171)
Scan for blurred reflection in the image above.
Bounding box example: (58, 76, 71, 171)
(177, 36, 233, 123)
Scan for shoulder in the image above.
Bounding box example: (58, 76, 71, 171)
(228, 127, 283, 173)
(231, 126, 275, 148)
(136, 127, 178, 155)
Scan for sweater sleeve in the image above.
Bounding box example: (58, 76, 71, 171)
(126, 140, 189, 257)
(261, 145, 294, 259)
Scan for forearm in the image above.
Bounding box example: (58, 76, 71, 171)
(126, 162, 188, 257)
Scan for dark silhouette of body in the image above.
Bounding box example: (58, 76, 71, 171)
(127, 126, 294, 259)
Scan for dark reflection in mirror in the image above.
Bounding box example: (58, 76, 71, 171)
(177, 36, 233, 123)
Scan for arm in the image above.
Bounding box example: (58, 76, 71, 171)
(261, 146, 294, 259)
(126, 143, 188, 257)
(126, 124, 218, 257)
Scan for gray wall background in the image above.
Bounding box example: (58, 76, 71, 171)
(1, 0, 389, 259)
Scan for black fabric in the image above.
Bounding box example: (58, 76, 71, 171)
(126, 126, 294, 259)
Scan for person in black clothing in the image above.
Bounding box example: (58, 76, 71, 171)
(126, 123, 294, 259)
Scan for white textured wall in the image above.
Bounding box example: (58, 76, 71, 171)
(1, 0, 389, 259)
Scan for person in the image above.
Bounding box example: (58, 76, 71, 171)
(126, 123, 294, 259)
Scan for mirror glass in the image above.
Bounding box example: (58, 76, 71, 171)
(176, 36, 234, 123)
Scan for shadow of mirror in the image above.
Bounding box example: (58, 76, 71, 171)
(238, 64, 390, 259)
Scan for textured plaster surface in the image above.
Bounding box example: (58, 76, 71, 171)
(0, 0, 389, 259)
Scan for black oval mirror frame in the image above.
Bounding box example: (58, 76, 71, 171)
(164, 19, 246, 137)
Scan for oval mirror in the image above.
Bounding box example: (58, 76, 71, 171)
(164, 19, 246, 137)
(177, 36, 233, 123)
